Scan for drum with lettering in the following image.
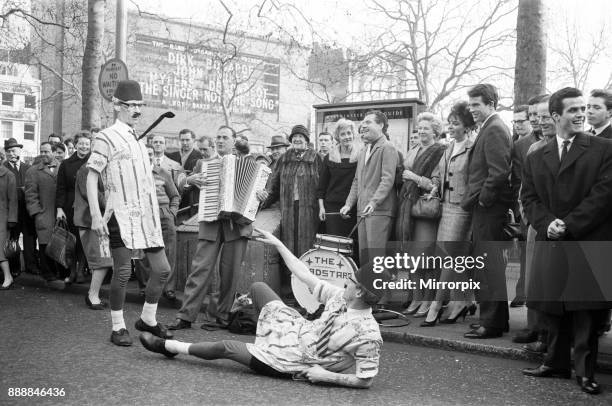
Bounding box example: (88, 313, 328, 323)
(293, 235, 358, 312)
(313, 234, 353, 255)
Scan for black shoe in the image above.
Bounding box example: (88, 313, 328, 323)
(512, 329, 538, 343)
(85, 295, 106, 310)
(464, 326, 503, 339)
(510, 298, 525, 308)
(439, 306, 468, 324)
(110, 328, 133, 346)
(523, 341, 547, 354)
(139, 332, 177, 358)
(0, 282, 13, 290)
(134, 319, 174, 339)
(522, 365, 571, 379)
(420, 307, 444, 327)
(168, 319, 191, 330)
(163, 290, 177, 301)
(576, 376, 601, 395)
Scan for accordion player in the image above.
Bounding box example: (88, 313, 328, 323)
(197, 155, 271, 225)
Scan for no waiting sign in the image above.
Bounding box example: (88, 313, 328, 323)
(98, 58, 129, 101)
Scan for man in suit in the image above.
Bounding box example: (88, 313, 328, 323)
(3, 138, 39, 276)
(587, 89, 612, 139)
(169, 125, 267, 330)
(25, 142, 63, 288)
(167, 129, 202, 210)
(151, 134, 186, 192)
(521, 87, 612, 395)
(461, 83, 512, 339)
(340, 110, 399, 267)
(510, 102, 541, 315)
(167, 129, 202, 173)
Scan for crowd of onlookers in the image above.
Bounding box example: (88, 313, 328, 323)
(1, 82, 612, 394)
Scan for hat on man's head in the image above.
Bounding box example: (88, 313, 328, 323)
(267, 135, 290, 148)
(113, 80, 144, 104)
(353, 261, 392, 304)
(288, 124, 310, 143)
(4, 138, 23, 150)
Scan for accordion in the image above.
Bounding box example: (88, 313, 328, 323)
(197, 155, 271, 225)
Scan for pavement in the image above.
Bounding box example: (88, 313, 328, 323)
(10, 270, 612, 375)
(3, 284, 612, 405)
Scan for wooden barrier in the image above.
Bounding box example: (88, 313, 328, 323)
(174, 207, 282, 296)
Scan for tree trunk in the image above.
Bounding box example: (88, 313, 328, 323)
(81, 0, 105, 130)
(53, 0, 65, 136)
(513, 0, 546, 106)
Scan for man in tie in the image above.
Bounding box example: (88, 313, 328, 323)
(461, 83, 513, 339)
(150, 134, 186, 192)
(87, 80, 173, 347)
(521, 87, 612, 395)
(140, 228, 387, 388)
(3, 138, 39, 276)
(25, 142, 62, 288)
(586, 89, 612, 139)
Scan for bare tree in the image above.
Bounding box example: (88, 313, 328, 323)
(549, 15, 607, 91)
(363, 0, 517, 110)
(513, 0, 546, 106)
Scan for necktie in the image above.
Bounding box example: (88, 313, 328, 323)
(315, 305, 346, 357)
(155, 157, 161, 167)
(590, 128, 596, 135)
(560, 140, 570, 162)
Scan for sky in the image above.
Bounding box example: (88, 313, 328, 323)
(133, 0, 612, 101)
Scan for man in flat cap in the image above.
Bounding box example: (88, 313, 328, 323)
(87, 79, 173, 346)
(140, 228, 387, 388)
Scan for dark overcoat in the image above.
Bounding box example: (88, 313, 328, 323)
(25, 160, 59, 244)
(521, 132, 612, 314)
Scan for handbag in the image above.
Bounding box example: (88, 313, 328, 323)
(411, 188, 442, 219)
(4, 238, 21, 260)
(45, 218, 77, 268)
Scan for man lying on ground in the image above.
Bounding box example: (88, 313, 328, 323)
(140, 228, 389, 388)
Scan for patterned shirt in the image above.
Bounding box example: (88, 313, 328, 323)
(246, 280, 382, 378)
(87, 119, 164, 249)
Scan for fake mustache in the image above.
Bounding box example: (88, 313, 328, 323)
(131, 112, 141, 118)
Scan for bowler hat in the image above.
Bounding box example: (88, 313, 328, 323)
(266, 135, 290, 148)
(288, 124, 310, 143)
(113, 80, 144, 104)
(4, 138, 23, 150)
(354, 261, 392, 302)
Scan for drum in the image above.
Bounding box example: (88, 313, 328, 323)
(313, 234, 353, 255)
(292, 248, 358, 312)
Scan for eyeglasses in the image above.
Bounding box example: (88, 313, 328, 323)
(119, 102, 145, 109)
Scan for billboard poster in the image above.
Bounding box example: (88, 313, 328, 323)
(130, 34, 280, 116)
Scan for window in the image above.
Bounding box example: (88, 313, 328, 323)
(1, 92, 14, 107)
(24, 123, 35, 141)
(1, 121, 13, 139)
(24, 95, 36, 109)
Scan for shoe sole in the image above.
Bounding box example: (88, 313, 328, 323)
(109, 336, 133, 346)
(139, 334, 176, 358)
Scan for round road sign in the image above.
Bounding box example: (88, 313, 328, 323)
(98, 58, 129, 101)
